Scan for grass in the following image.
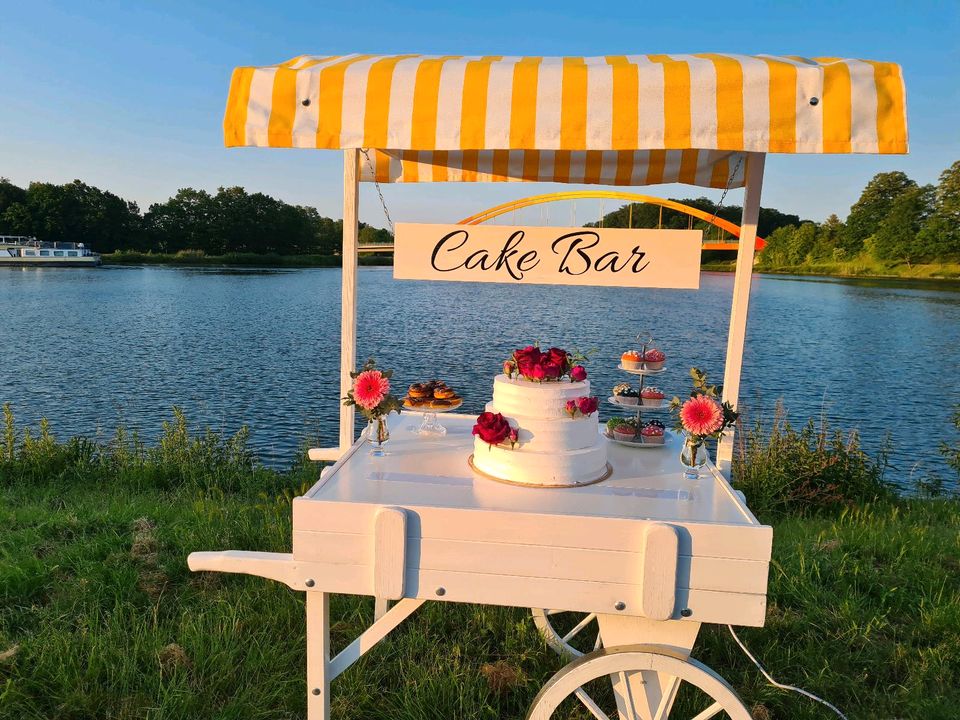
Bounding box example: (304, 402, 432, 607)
(755, 258, 960, 281)
(1, 408, 959, 719)
(101, 250, 393, 268)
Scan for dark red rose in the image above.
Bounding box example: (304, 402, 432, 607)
(541, 359, 563, 379)
(516, 356, 537, 378)
(570, 365, 587, 382)
(546, 347, 570, 373)
(514, 346, 542, 367)
(472, 412, 511, 445)
(526, 362, 546, 381)
(576, 396, 599, 415)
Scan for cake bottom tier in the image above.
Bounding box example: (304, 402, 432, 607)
(471, 439, 608, 487)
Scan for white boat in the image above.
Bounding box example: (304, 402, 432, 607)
(0, 236, 101, 266)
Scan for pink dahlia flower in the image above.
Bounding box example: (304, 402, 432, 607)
(680, 395, 724, 436)
(354, 370, 389, 411)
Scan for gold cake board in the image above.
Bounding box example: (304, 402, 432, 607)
(467, 454, 613, 489)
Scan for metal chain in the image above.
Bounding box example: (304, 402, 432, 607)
(706, 154, 744, 229)
(360, 148, 395, 234)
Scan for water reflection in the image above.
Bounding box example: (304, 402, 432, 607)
(0, 265, 956, 487)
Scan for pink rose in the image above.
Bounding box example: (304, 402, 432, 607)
(508, 427, 519, 447)
(472, 412, 511, 445)
(570, 365, 587, 382)
(565, 399, 577, 417)
(577, 396, 599, 416)
(503, 359, 516, 377)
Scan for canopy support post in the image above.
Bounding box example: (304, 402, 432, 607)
(340, 149, 360, 453)
(717, 152, 765, 475)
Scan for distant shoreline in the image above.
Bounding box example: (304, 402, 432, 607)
(702, 260, 960, 283)
(102, 253, 960, 284)
(101, 251, 392, 268)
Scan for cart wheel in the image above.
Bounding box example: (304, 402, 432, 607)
(531, 608, 603, 658)
(527, 645, 751, 720)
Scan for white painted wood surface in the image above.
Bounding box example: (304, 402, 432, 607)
(394, 223, 703, 288)
(291, 416, 772, 626)
(373, 507, 406, 600)
(598, 616, 701, 720)
(639, 524, 679, 621)
(306, 592, 330, 719)
(339, 149, 360, 453)
(717, 152, 766, 472)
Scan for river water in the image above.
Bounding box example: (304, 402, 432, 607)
(1, 266, 957, 488)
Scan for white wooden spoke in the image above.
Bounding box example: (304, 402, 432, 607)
(526, 647, 751, 720)
(617, 671, 640, 720)
(689, 701, 724, 720)
(531, 608, 603, 659)
(652, 675, 681, 720)
(562, 613, 597, 642)
(574, 688, 612, 720)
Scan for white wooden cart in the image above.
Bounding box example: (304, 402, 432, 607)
(190, 53, 907, 719)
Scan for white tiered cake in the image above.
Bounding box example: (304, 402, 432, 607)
(471, 374, 609, 487)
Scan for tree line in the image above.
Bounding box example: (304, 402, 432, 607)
(0, 180, 392, 255)
(2, 164, 957, 263)
(757, 161, 960, 267)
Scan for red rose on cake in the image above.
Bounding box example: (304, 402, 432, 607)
(570, 365, 587, 382)
(472, 412, 512, 446)
(546, 347, 570, 373)
(577, 396, 599, 416)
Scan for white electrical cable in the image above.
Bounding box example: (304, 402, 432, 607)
(727, 625, 849, 720)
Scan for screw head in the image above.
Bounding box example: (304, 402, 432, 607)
(305, 579, 316, 588)
(614, 601, 626, 611)
(302, 98, 312, 107)
(809, 96, 819, 106)
(436, 587, 446, 596)
(680, 608, 693, 617)
(311, 688, 321, 696)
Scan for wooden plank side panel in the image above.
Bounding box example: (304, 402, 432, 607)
(292, 499, 774, 562)
(373, 507, 406, 599)
(640, 523, 679, 620)
(292, 530, 769, 595)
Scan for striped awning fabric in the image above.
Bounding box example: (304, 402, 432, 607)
(225, 54, 908, 187)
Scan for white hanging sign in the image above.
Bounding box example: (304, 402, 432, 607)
(393, 223, 702, 288)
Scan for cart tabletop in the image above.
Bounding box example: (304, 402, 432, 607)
(304, 413, 760, 528)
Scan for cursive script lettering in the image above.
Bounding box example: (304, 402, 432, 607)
(552, 231, 650, 275)
(430, 229, 540, 280)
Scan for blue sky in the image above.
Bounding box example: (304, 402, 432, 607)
(1, 0, 957, 227)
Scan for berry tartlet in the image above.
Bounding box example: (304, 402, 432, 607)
(613, 423, 637, 442)
(612, 382, 639, 405)
(621, 350, 644, 370)
(640, 386, 665, 407)
(643, 348, 666, 371)
(640, 422, 665, 444)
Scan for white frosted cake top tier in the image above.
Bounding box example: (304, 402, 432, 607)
(491, 374, 591, 419)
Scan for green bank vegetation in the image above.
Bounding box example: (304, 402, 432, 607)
(1, 403, 958, 719)
(755, 162, 960, 278)
(0, 180, 392, 256)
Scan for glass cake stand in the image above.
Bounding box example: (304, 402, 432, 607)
(402, 399, 463, 436)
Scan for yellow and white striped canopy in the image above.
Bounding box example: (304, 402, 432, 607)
(225, 54, 908, 188)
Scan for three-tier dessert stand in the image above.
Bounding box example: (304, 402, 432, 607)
(608, 331, 674, 448)
(187, 52, 908, 719)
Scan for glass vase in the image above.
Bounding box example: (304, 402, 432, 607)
(368, 416, 390, 456)
(679, 434, 708, 480)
